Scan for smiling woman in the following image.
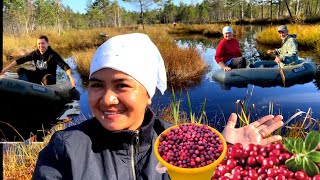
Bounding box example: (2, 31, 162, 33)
(88, 68, 152, 131)
(32, 33, 284, 180)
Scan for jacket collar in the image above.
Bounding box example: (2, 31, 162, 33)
(281, 34, 296, 45)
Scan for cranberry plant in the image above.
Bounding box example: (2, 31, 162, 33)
(284, 130, 320, 177)
(170, 87, 207, 125)
(186, 91, 207, 124)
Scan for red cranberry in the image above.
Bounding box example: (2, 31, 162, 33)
(312, 175, 320, 180)
(294, 171, 306, 180)
(262, 158, 274, 169)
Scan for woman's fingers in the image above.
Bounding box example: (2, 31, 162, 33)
(257, 115, 284, 135)
(257, 115, 283, 129)
(260, 135, 282, 146)
(226, 113, 238, 129)
(251, 115, 274, 128)
(258, 121, 284, 138)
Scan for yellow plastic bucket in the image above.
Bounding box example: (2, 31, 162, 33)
(154, 123, 227, 180)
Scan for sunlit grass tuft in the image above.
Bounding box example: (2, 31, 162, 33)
(157, 87, 207, 125)
(235, 86, 256, 127)
(72, 48, 96, 78)
(281, 108, 320, 139)
(146, 29, 208, 85)
(2, 116, 84, 179)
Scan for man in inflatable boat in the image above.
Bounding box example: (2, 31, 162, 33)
(0, 35, 76, 87)
(267, 25, 298, 66)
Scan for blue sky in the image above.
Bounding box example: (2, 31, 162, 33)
(62, 0, 202, 14)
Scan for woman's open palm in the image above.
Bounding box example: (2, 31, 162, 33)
(222, 113, 284, 148)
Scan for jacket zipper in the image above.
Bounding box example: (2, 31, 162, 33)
(131, 130, 139, 180)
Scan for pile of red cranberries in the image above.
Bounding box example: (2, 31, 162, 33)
(157, 123, 224, 168)
(212, 142, 320, 180)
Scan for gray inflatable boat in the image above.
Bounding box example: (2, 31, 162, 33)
(212, 59, 317, 87)
(0, 73, 75, 141)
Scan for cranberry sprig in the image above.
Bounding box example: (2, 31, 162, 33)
(284, 130, 320, 177)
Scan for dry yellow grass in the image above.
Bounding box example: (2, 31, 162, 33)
(146, 28, 208, 85)
(167, 24, 245, 38)
(3, 142, 45, 180)
(2, 26, 140, 66)
(72, 48, 96, 78)
(66, 26, 208, 85)
(3, 124, 64, 179)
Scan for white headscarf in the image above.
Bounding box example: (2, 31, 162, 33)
(89, 33, 167, 98)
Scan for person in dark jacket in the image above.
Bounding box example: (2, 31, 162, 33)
(32, 33, 284, 180)
(0, 35, 75, 87)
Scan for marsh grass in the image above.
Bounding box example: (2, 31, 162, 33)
(72, 27, 208, 84)
(186, 91, 207, 124)
(157, 87, 208, 125)
(256, 24, 320, 55)
(2, 116, 84, 180)
(280, 108, 320, 139)
(3, 142, 45, 180)
(72, 48, 96, 78)
(235, 86, 256, 127)
(2, 123, 65, 180)
(2, 26, 140, 66)
(147, 29, 208, 85)
(167, 24, 245, 38)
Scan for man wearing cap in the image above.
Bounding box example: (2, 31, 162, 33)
(267, 25, 298, 65)
(215, 26, 246, 71)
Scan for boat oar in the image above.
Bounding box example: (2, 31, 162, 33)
(277, 62, 286, 87)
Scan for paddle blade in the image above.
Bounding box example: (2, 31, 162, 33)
(278, 63, 286, 86)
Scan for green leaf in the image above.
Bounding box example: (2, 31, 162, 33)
(303, 157, 320, 177)
(284, 138, 296, 154)
(306, 151, 320, 163)
(294, 138, 304, 154)
(295, 155, 302, 164)
(304, 131, 320, 152)
(285, 158, 303, 172)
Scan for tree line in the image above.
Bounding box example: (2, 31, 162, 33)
(3, 0, 320, 35)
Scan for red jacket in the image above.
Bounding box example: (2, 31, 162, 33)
(215, 38, 242, 63)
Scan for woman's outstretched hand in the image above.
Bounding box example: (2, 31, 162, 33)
(222, 113, 284, 148)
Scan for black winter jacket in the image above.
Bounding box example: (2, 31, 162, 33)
(16, 46, 70, 78)
(32, 108, 172, 180)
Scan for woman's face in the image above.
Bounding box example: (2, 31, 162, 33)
(223, 32, 232, 40)
(88, 68, 152, 131)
